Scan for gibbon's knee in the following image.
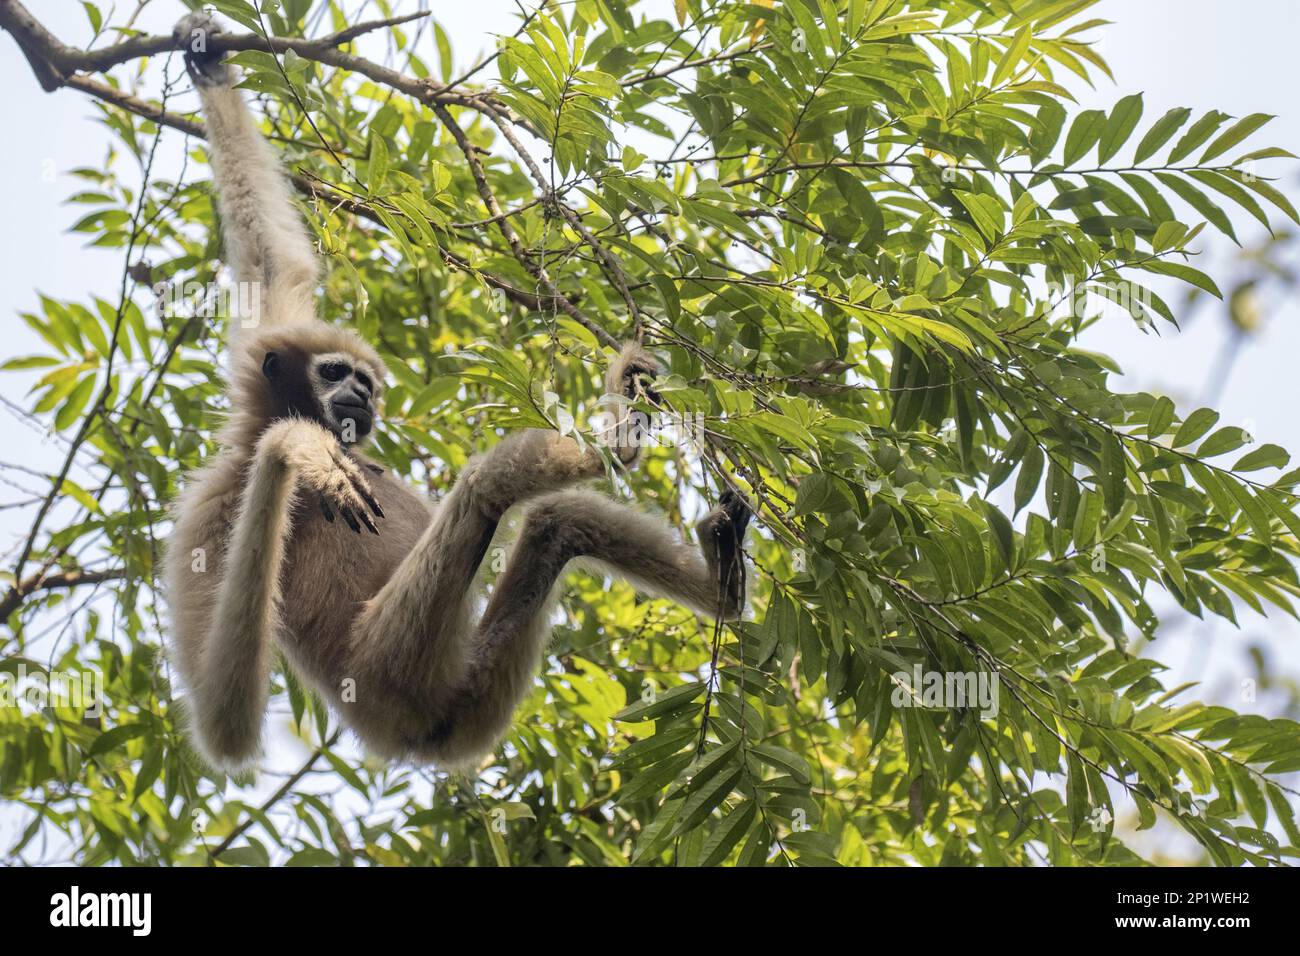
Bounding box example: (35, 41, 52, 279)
(460, 457, 507, 521)
(516, 493, 601, 562)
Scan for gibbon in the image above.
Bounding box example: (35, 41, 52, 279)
(162, 12, 751, 771)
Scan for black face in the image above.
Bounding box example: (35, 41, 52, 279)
(262, 349, 377, 443)
(317, 359, 376, 440)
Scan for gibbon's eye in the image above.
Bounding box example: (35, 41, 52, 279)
(319, 362, 349, 382)
(355, 371, 373, 393)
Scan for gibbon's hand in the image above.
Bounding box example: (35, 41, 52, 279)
(602, 343, 664, 464)
(173, 11, 233, 88)
(716, 490, 753, 541)
(260, 420, 384, 534)
(314, 451, 384, 535)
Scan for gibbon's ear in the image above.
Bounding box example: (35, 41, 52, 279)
(262, 351, 280, 380)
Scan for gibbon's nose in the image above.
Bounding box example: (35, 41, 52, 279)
(351, 375, 372, 402)
(335, 381, 371, 408)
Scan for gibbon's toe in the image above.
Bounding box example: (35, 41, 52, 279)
(616, 343, 664, 404)
(718, 490, 753, 536)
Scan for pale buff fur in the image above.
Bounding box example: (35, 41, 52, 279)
(163, 15, 749, 772)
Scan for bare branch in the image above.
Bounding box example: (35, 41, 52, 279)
(0, 1, 486, 112)
(432, 103, 621, 350)
(485, 112, 643, 339)
(0, 568, 126, 622)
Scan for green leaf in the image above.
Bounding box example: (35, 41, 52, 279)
(1154, 172, 1237, 242)
(1197, 426, 1249, 459)
(1147, 396, 1175, 438)
(992, 25, 1033, 86)
(1167, 110, 1230, 163)
(1014, 445, 1045, 515)
(217, 844, 271, 867)
(1234, 443, 1289, 472)
(749, 743, 812, 785)
(1063, 109, 1106, 166)
(1200, 113, 1273, 162)
(1140, 261, 1223, 299)
(1098, 93, 1142, 163)
(1132, 107, 1191, 164)
(367, 134, 390, 195)
(81, 2, 102, 33)
(697, 801, 757, 866)
(287, 847, 339, 866)
(1173, 408, 1220, 448)
(613, 682, 704, 722)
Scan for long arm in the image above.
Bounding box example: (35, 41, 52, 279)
(192, 419, 374, 769)
(191, 430, 293, 768)
(176, 12, 318, 339)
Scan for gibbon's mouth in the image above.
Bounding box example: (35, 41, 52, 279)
(331, 399, 373, 435)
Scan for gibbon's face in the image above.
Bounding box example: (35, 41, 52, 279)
(311, 351, 379, 441)
(262, 347, 382, 444)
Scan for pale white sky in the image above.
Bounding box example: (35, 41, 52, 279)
(1, 1, 1298, 857)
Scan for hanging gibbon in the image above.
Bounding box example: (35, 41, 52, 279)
(162, 12, 750, 771)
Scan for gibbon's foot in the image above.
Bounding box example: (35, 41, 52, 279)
(604, 343, 664, 464)
(718, 490, 753, 535)
(700, 490, 752, 616)
(173, 12, 233, 88)
(314, 452, 385, 535)
(619, 345, 663, 406)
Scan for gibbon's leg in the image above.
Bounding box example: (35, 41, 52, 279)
(346, 343, 665, 707)
(174, 12, 318, 333)
(194, 419, 379, 767)
(460, 342, 664, 518)
(422, 489, 751, 764)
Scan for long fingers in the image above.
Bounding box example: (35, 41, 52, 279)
(320, 484, 379, 536)
(353, 480, 384, 520)
(342, 469, 382, 529)
(338, 505, 364, 534)
(327, 453, 384, 532)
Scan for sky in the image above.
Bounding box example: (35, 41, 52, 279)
(1, 1, 1298, 857)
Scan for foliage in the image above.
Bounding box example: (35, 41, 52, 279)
(2, 0, 1300, 866)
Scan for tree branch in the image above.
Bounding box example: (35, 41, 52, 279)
(432, 102, 621, 349)
(485, 111, 643, 339)
(621, 40, 773, 87)
(210, 730, 341, 863)
(1, 1, 606, 324)
(0, 1, 485, 111)
(40, 74, 563, 315)
(0, 568, 126, 622)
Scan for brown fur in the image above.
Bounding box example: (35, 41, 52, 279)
(163, 18, 750, 772)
